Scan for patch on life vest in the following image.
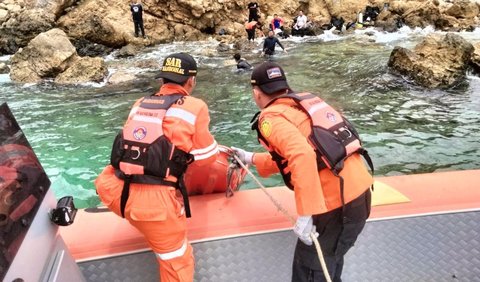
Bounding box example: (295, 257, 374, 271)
(133, 126, 147, 140)
(326, 112, 336, 122)
(267, 67, 282, 79)
(260, 120, 272, 137)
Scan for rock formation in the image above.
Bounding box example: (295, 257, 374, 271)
(0, 62, 9, 74)
(2, 0, 480, 84)
(388, 33, 474, 88)
(10, 28, 108, 84)
(54, 56, 108, 84)
(10, 28, 77, 83)
(0, 0, 79, 54)
(2, 0, 480, 57)
(470, 42, 480, 72)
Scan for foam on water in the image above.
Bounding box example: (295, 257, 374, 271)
(352, 25, 437, 45)
(0, 74, 11, 84)
(320, 29, 344, 42)
(0, 55, 11, 61)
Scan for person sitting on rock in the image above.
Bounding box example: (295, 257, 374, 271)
(364, 6, 380, 23)
(292, 11, 309, 37)
(270, 14, 289, 39)
(329, 16, 345, 32)
(270, 14, 284, 31)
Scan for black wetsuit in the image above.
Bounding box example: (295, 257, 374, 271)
(263, 36, 284, 55)
(236, 59, 252, 70)
(131, 3, 145, 37)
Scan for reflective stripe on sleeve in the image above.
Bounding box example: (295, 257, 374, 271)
(166, 108, 196, 125)
(156, 240, 187, 260)
(191, 141, 219, 160)
(190, 140, 217, 155)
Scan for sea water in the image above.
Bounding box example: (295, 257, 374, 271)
(1, 27, 479, 208)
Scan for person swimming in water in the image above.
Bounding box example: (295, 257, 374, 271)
(233, 53, 253, 71)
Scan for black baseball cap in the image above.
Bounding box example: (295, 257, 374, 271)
(251, 62, 291, 94)
(157, 53, 197, 84)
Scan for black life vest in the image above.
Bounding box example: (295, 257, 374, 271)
(110, 94, 194, 218)
(252, 92, 374, 191)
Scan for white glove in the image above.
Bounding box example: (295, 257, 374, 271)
(231, 146, 254, 166)
(293, 215, 319, 246)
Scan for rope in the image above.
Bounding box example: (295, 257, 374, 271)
(233, 155, 332, 282)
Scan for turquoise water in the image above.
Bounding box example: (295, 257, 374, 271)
(1, 28, 480, 208)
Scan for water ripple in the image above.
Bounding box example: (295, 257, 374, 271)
(1, 34, 480, 208)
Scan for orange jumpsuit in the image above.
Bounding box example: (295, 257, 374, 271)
(252, 97, 373, 280)
(252, 98, 373, 216)
(95, 83, 218, 282)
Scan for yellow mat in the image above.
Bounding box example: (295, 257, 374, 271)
(371, 180, 410, 206)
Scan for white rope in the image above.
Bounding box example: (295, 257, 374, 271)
(233, 155, 332, 282)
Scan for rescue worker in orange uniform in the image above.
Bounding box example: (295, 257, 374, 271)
(232, 62, 373, 281)
(95, 53, 219, 282)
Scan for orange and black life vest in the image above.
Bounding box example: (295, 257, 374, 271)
(252, 92, 374, 193)
(111, 94, 194, 217)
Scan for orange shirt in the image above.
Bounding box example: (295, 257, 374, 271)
(245, 21, 258, 30)
(253, 98, 373, 216)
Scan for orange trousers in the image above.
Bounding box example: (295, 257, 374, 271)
(95, 165, 195, 281)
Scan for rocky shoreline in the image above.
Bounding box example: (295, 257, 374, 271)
(1, 0, 480, 86)
(2, 0, 480, 55)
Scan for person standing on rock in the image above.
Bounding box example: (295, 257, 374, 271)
(130, 0, 145, 38)
(247, 2, 260, 22)
(245, 20, 263, 42)
(293, 10, 308, 37)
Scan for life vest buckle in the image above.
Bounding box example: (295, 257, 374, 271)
(338, 127, 352, 139)
(131, 148, 141, 160)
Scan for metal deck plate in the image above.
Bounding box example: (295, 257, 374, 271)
(78, 211, 480, 281)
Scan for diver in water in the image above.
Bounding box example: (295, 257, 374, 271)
(233, 53, 253, 71)
(262, 30, 287, 57)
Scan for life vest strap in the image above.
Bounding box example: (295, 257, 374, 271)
(177, 176, 191, 218)
(115, 170, 178, 186)
(358, 148, 375, 191)
(114, 170, 193, 218)
(120, 175, 131, 218)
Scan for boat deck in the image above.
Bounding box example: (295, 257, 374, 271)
(63, 170, 480, 281)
